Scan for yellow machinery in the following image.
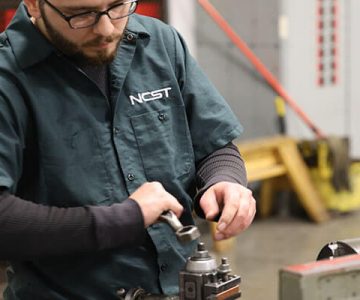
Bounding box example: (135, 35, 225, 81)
(300, 137, 360, 213)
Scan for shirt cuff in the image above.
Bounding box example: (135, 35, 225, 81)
(194, 143, 247, 219)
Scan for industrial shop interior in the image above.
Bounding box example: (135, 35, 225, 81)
(1, 0, 360, 299)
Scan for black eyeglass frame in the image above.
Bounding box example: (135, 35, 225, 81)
(42, 0, 138, 29)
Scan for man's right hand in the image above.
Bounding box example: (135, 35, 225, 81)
(129, 182, 183, 227)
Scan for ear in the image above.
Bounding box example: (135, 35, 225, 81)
(24, 0, 42, 19)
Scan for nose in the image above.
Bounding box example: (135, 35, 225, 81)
(92, 14, 114, 37)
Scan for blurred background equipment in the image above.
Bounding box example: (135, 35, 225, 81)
(298, 137, 360, 213)
(279, 254, 360, 300)
(135, 0, 166, 20)
(197, 0, 325, 140)
(235, 135, 329, 223)
(317, 237, 360, 260)
(279, 238, 360, 300)
(0, 0, 19, 32)
(194, 0, 360, 160)
(195, 0, 360, 218)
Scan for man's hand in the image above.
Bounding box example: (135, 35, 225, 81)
(199, 182, 256, 241)
(130, 182, 183, 228)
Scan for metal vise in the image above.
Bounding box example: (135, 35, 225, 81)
(117, 242, 241, 300)
(179, 242, 241, 300)
(117, 213, 240, 300)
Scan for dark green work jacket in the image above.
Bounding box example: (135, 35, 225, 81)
(0, 3, 243, 299)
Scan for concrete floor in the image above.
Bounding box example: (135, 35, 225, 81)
(1, 207, 360, 300)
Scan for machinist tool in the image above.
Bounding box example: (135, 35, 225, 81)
(158, 210, 200, 243)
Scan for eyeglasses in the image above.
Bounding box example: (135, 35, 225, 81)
(42, 0, 138, 29)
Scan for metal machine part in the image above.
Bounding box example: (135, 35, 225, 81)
(117, 242, 241, 300)
(179, 242, 241, 300)
(117, 288, 179, 300)
(158, 210, 201, 243)
(317, 238, 360, 260)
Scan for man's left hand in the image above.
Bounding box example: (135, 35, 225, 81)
(199, 182, 256, 241)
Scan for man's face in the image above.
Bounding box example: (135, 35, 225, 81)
(37, 0, 129, 65)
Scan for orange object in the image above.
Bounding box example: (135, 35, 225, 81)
(0, 9, 16, 32)
(197, 0, 326, 139)
(136, 2, 162, 19)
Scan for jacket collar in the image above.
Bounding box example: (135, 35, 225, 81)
(6, 3, 55, 69)
(126, 14, 150, 39)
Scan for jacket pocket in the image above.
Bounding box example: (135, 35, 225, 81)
(40, 127, 111, 206)
(130, 105, 195, 182)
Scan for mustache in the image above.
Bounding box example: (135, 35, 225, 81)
(83, 35, 122, 47)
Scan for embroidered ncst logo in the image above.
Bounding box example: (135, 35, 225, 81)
(129, 87, 172, 106)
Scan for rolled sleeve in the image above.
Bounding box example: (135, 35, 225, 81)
(171, 27, 243, 162)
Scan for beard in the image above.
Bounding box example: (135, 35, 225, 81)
(39, 5, 124, 65)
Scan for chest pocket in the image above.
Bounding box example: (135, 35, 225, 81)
(130, 105, 195, 182)
(40, 126, 112, 206)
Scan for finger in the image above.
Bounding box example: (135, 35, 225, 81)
(149, 182, 183, 217)
(217, 190, 240, 232)
(200, 188, 220, 220)
(161, 191, 183, 218)
(242, 196, 256, 229)
(222, 194, 255, 237)
(169, 199, 184, 219)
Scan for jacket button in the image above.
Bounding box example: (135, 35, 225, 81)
(127, 173, 135, 181)
(113, 127, 120, 135)
(160, 263, 168, 272)
(158, 113, 167, 121)
(126, 33, 135, 41)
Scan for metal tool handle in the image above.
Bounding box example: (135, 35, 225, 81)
(158, 210, 183, 231)
(158, 210, 201, 243)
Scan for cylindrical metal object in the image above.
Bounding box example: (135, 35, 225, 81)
(179, 243, 241, 300)
(117, 243, 240, 300)
(317, 238, 360, 260)
(183, 242, 217, 273)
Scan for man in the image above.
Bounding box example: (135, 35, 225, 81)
(0, 0, 256, 299)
